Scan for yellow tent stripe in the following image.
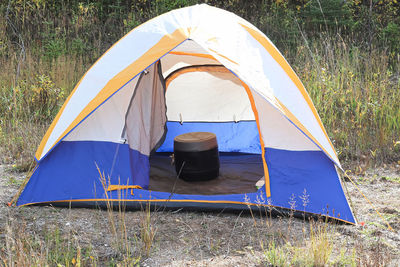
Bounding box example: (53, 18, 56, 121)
(209, 48, 239, 65)
(168, 51, 217, 60)
(164, 64, 271, 197)
(240, 23, 338, 160)
(107, 185, 143, 191)
(36, 28, 188, 160)
(240, 81, 271, 197)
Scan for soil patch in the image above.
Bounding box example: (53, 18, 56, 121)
(1, 163, 399, 266)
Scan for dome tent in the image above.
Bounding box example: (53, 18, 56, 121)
(16, 4, 355, 224)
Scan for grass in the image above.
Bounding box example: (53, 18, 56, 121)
(0, 171, 159, 266)
(0, 1, 399, 265)
(291, 34, 400, 163)
(1, 216, 97, 266)
(97, 166, 157, 264)
(140, 203, 157, 257)
(380, 176, 400, 184)
(248, 209, 393, 267)
(1, 211, 393, 266)
(242, 182, 397, 267)
(252, 208, 342, 266)
(0, 212, 393, 267)
(0, 52, 90, 169)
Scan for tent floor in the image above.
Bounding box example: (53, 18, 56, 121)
(149, 153, 263, 195)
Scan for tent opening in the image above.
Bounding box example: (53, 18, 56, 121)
(147, 42, 265, 195)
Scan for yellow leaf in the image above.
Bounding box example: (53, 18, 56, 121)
(72, 258, 76, 265)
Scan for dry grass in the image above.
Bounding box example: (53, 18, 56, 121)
(248, 210, 394, 267)
(291, 36, 400, 163)
(292, 34, 400, 163)
(250, 208, 348, 266)
(97, 167, 157, 264)
(0, 173, 159, 266)
(0, 52, 90, 167)
(0, 197, 397, 266)
(1, 212, 97, 266)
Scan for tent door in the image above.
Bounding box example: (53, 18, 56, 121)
(121, 61, 167, 188)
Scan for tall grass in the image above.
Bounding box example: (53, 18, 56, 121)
(98, 167, 157, 263)
(1, 215, 97, 266)
(292, 34, 400, 163)
(0, 52, 90, 169)
(247, 206, 393, 267)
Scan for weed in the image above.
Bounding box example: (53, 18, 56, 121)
(307, 219, 334, 266)
(331, 247, 357, 267)
(140, 202, 157, 257)
(294, 33, 400, 163)
(380, 176, 400, 184)
(5, 175, 21, 186)
(263, 240, 290, 267)
(355, 238, 393, 267)
(98, 167, 141, 264)
(0, 216, 96, 266)
(97, 165, 156, 263)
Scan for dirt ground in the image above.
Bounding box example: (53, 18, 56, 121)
(0, 163, 399, 266)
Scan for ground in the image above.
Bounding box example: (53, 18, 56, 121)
(0, 163, 399, 266)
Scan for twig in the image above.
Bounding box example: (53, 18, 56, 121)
(5, 0, 26, 85)
(224, 210, 243, 258)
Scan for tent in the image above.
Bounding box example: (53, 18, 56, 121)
(16, 4, 356, 224)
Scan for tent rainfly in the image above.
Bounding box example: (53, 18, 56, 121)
(15, 4, 356, 224)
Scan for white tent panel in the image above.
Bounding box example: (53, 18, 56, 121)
(252, 89, 319, 151)
(170, 39, 209, 54)
(188, 13, 279, 109)
(166, 69, 254, 122)
(161, 53, 219, 77)
(64, 76, 139, 143)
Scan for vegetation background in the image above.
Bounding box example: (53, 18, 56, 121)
(0, 0, 399, 170)
(1, 1, 400, 266)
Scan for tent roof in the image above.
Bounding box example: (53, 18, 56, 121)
(35, 4, 340, 168)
